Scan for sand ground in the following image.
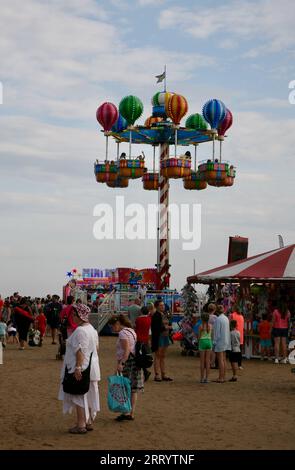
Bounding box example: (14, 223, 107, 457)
(0, 336, 295, 450)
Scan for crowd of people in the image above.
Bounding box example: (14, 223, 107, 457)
(0, 290, 293, 435)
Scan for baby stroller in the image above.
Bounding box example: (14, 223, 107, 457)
(28, 328, 41, 347)
(56, 319, 67, 360)
(178, 318, 198, 356)
(288, 340, 295, 374)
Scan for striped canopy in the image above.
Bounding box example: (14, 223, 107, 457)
(187, 245, 295, 284)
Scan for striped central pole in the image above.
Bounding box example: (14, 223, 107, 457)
(158, 142, 170, 290)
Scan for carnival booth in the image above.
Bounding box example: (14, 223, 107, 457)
(64, 267, 158, 309)
(187, 245, 295, 358)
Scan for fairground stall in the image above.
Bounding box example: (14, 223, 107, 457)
(64, 266, 186, 314)
(187, 245, 295, 358)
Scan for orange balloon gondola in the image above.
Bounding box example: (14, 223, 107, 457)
(94, 161, 118, 183)
(183, 171, 207, 190)
(161, 157, 191, 178)
(142, 172, 159, 190)
(198, 161, 236, 187)
(118, 157, 146, 179)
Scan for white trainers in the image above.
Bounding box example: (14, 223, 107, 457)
(274, 358, 279, 364)
(280, 358, 288, 364)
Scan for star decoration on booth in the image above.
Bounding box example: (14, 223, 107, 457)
(66, 272, 73, 278)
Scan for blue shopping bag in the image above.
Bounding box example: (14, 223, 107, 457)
(107, 374, 131, 414)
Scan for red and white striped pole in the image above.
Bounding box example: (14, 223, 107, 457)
(158, 142, 170, 290)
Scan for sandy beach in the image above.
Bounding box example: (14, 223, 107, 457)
(0, 337, 295, 450)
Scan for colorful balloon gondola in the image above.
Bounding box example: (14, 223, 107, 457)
(183, 171, 207, 190)
(107, 176, 129, 188)
(94, 161, 118, 183)
(161, 157, 191, 178)
(118, 157, 146, 179)
(198, 161, 236, 187)
(142, 172, 159, 190)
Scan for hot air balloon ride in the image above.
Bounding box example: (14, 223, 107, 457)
(95, 102, 119, 183)
(160, 93, 191, 178)
(93, 70, 236, 290)
(202, 98, 226, 162)
(182, 113, 209, 189)
(117, 95, 146, 178)
(96, 102, 118, 160)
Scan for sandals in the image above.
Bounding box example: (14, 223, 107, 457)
(86, 424, 94, 431)
(154, 376, 162, 382)
(213, 379, 225, 383)
(162, 377, 173, 381)
(229, 377, 237, 382)
(68, 426, 87, 434)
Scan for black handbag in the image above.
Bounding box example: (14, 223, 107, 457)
(62, 353, 93, 395)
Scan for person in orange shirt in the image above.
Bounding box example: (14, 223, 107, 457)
(229, 305, 244, 370)
(258, 314, 272, 360)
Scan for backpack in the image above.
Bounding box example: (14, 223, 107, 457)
(124, 329, 153, 370)
(134, 341, 153, 369)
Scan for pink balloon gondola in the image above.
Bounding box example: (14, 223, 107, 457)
(161, 157, 191, 179)
(142, 172, 159, 190)
(183, 171, 207, 190)
(94, 161, 118, 183)
(118, 157, 146, 179)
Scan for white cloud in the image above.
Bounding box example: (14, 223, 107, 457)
(138, 0, 166, 5)
(158, 0, 295, 55)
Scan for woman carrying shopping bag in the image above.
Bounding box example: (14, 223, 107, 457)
(109, 315, 144, 421)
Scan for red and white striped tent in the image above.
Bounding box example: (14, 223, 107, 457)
(187, 245, 295, 284)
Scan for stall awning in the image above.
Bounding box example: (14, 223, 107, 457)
(187, 244, 295, 284)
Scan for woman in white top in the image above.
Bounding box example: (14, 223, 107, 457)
(58, 303, 100, 434)
(109, 315, 144, 421)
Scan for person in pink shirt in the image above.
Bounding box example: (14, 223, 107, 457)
(60, 296, 77, 338)
(272, 300, 290, 364)
(229, 305, 244, 369)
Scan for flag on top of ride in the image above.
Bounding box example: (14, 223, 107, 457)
(155, 71, 166, 83)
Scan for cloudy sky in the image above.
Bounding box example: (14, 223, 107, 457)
(1, 0, 295, 297)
